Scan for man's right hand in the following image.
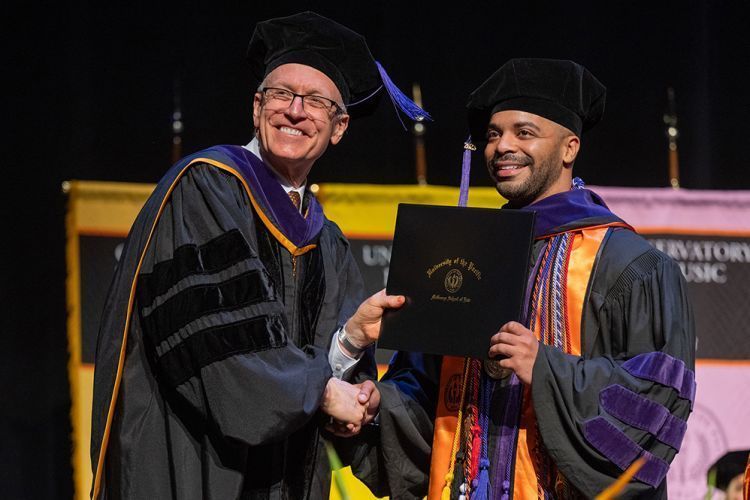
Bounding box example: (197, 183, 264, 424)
(325, 379, 381, 437)
(343, 289, 405, 349)
(320, 378, 367, 435)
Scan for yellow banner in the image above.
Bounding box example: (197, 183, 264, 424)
(315, 183, 503, 237)
(64, 180, 155, 500)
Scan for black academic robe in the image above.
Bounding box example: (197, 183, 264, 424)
(351, 223, 695, 499)
(90, 148, 374, 500)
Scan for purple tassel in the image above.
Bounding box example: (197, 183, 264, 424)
(459, 137, 474, 207)
(474, 372, 493, 500)
(473, 458, 492, 500)
(572, 177, 585, 189)
(375, 61, 432, 128)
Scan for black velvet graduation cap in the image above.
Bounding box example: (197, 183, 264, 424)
(466, 58, 606, 140)
(246, 11, 429, 121)
(708, 449, 749, 491)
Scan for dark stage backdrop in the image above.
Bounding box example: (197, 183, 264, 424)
(5, 1, 750, 498)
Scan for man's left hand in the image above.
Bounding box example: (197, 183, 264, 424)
(343, 289, 405, 348)
(355, 380, 380, 426)
(488, 321, 539, 385)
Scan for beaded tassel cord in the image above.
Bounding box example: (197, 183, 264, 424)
(529, 234, 574, 350)
(471, 372, 494, 499)
(527, 231, 576, 497)
(465, 359, 481, 491)
(442, 359, 471, 500)
(454, 360, 495, 500)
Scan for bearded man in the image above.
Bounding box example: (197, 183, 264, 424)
(349, 58, 695, 500)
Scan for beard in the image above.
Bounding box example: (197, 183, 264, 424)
(489, 151, 564, 207)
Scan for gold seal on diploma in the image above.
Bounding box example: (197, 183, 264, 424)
(444, 269, 463, 293)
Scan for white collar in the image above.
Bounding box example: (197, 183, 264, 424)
(244, 137, 306, 212)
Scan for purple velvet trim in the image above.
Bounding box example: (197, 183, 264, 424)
(214, 145, 325, 248)
(622, 352, 696, 407)
(582, 416, 640, 471)
(524, 188, 621, 239)
(600, 385, 686, 451)
(634, 450, 670, 490)
(600, 385, 668, 434)
(658, 412, 687, 451)
(582, 416, 669, 488)
(490, 374, 523, 500)
(680, 368, 697, 403)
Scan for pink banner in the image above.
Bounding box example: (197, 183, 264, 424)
(668, 363, 750, 498)
(592, 186, 750, 497)
(591, 186, 750, 234)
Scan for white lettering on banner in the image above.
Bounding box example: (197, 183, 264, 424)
(649, 239, 750, 263)
(678, 262, 728, 284)
(360, 244, 392, 287)
(647, 238, 750, 284)
(362, 244, 392, 267)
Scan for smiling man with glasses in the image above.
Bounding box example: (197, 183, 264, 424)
(250, 65, 350, 191)
(89, 11, 425, 500)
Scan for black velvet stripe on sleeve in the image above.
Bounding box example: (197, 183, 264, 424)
(156, 315, 287, 389)
(138, 229, 254, 306)
(297, 249, 325, 347)
(141, 269, 272, 345)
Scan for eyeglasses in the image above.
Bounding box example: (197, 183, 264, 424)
(260, 87, 343, 118)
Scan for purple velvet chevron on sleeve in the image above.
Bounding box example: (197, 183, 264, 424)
(582, 416, 670, 488)
(600, 385, 687, 450)
(622, 352, 697, 408)
(680, 367, 696, 403)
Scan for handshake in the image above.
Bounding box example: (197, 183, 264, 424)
(320, 378, 380, 437)
(316, 290, 405, 437)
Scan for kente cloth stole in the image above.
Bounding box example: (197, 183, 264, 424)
(428, 226, 612, 500)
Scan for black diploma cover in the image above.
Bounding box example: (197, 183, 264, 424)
(379, 204, 535, 359)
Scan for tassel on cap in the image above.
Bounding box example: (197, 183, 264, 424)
(248, 12, 431, 121)
(459, 137, 475, 207)
(375, 61, 432, 128)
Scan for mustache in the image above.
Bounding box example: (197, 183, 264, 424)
(487, 153, 532, 168)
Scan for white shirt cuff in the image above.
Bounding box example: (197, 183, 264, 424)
(328, 328, 362, 380)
